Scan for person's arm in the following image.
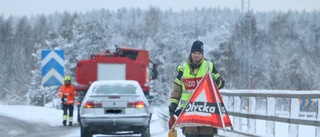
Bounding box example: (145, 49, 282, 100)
(169, 66, 183, 115)
(58, 86, 64, 98)
(211, 63, 225, 89)
(171, 83, 182, 104)
(171, 66, 184, 101)
(72, 85, 78, 97)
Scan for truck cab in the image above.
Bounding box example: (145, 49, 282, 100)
(75, 47, 157, 96)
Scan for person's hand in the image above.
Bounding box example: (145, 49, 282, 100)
(169, 103, 178, 116)
(61, 95, 66, 99)
(61, 95, 67, 103)
(174, 108, 182, 116)
(168, 115, 176, 130)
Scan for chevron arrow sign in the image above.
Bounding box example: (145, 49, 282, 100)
(41, 50, 64, 86)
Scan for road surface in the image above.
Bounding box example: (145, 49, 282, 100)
(0, 115, 78, 137)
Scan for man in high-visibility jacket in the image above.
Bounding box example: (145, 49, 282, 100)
(169, 40, 225, 137)
(58, 76, 78, 126)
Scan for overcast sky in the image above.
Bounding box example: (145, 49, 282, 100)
(1, 0, 320, 17)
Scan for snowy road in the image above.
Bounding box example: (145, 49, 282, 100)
(0, 114, 79, 137)
(0, 105, 171, 137)
(0, 105, 247, 137)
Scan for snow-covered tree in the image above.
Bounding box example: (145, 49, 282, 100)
(1, 8, 320, 105)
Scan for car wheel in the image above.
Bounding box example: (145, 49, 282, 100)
(140, 126, 150, 137)
(80, 125, 92, 137)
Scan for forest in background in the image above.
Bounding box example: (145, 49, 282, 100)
(0, 7, 319, 105)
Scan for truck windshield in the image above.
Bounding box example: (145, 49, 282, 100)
(120, 50, 138, 60)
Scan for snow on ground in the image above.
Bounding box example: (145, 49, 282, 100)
(0, 105, 178, 137)
(0, 104, 252, 137)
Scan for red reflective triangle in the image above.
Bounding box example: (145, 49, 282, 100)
(172, 72, 232, 129)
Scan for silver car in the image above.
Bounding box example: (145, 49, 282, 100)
(79, 80, 152, 137)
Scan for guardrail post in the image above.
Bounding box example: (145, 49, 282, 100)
(220, 90, 320, 136)
(316, 99, 320, 137)
(233, 96, 241, 130)
(266, 97, 275, 137)
(289, 98, 299, 137)
(248, 97, 256, 134)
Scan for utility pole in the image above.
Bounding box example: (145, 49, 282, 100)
(239, 0, 251, 89)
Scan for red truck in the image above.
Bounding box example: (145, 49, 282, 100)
(74, 47, 157, 122)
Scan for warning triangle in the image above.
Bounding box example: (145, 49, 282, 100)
(172, 72, 232, 129)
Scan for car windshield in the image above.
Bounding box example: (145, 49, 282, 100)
(92, 83, 137, 95)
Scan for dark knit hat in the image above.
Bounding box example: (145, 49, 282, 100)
(191, 40, 204, 54)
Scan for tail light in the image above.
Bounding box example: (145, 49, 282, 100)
(84, 101, 102, 108)
(127, 101, 145, 108)
(135, 101, 145, 108)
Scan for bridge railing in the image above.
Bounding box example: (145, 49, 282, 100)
(220, 90, 320, 137)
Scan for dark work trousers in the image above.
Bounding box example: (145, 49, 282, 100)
(62, 104, 74, 121)
(183, 127, 217, 137)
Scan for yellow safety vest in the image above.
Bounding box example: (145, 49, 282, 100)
(176, 60, 220, 108)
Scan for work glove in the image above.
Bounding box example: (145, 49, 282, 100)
(168, 115, 176, 130)
(61, 95, 68, 103)
(61, 95, 65, 102)
(169, 103, 178, 116)
(215, 77, 225, 89)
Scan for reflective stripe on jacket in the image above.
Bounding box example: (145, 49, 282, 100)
(58, 84, 77, 105)
(171, 59, 224, 109)
(179, 60, 212, 108)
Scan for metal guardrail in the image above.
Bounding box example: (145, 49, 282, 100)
(220, 90, 320, 98)
(219, 90, 320, 137)
(228, 111, 320, 126)
(155, 106, 259, 137)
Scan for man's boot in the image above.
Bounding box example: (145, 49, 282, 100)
(63, 120, 67, 126)
(69, 116, 73, 126)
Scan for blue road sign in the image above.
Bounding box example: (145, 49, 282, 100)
(41, 50, 64, 86)
(300, 98, 317, 107)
